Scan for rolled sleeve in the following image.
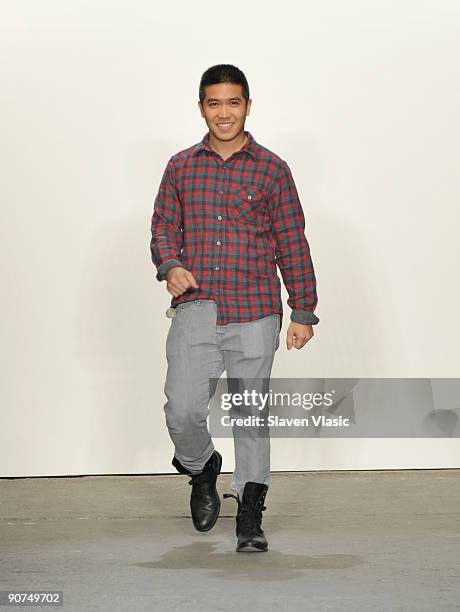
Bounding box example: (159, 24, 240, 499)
(269, 160, 319, 325)
(150, 157, 185, 281)
(156, 258, 187, 282)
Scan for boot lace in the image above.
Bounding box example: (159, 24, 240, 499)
(187, 455, 216, 487)
(223, 493, 267, 533)
(188, 472, 210, 487)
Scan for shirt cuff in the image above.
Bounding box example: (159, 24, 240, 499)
(290, 309, 320, 325)
(156, 258, 186, 282)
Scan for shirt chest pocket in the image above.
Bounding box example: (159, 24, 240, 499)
(229, 184, 268, 226)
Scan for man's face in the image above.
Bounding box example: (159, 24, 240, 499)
(199, 82, 251, 141)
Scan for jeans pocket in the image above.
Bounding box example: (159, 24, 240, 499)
(175, 300, 201, 316)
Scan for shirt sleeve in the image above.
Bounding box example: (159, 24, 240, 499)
(150, 157, 188, 281)
(269, 160, 319, 325)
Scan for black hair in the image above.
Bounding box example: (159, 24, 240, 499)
(199, 64, 250, 104)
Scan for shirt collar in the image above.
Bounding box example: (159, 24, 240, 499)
(192, 130, 259, 161)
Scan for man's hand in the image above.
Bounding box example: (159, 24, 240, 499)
(287, 322, 314, 350)
(166, 266, 199, 298)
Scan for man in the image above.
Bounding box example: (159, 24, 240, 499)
(150, 64, 319, 552)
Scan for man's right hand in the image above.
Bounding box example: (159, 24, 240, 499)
(166, 266, 199, 298)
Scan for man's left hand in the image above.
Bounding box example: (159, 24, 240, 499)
(286, 322, 314, 350)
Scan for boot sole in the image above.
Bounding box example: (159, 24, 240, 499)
(192, 451, 222, 533)
(236, 544, 268, 552)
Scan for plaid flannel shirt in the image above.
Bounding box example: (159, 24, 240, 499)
(150, 130, 319, 328)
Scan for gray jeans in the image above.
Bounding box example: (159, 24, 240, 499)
(163, 299, 281, 498)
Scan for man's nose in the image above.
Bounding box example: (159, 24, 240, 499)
(218, 106, 232, 118)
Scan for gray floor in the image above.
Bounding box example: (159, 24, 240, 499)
(1, 470, 459, 611)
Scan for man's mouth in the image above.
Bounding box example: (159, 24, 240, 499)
(217, 122, 234, 130)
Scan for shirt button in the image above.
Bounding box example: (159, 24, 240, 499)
(219, 190, 224, 195)
(216, 241, 221, 245)
(214, 266, 220, 271)
(217, 215, 223, 220)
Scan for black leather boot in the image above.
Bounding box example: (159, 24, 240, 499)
(224, 481, 268, 552)
(172, 450, 222, 532)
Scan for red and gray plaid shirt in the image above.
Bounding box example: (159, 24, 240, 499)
(150, 130, 319, 328)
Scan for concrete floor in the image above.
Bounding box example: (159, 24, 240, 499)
(0, 470, 459, 611)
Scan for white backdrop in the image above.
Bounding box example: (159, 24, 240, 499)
(2, 0, 459, 477)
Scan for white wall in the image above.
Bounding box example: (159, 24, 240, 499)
(1, 0, 459, 477)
